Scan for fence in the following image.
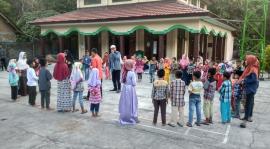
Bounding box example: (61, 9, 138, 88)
(0, 41, 41, 60)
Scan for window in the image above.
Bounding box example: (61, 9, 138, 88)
(84, 0, 101, 5)
(112, 0, 132, 3)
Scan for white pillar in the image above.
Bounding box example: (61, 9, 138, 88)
(78, 34, 85, 59)
(136, 30, 145, 51)
(101, 31, 109, 58)
(166, 30, 178, 58)
(224, 32, 234, 61)
(184, 31, 189, 56)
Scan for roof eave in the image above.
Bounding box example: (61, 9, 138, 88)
(31, 12, 210, 26)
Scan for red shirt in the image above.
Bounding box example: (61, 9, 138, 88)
(91, 54, 103, 80)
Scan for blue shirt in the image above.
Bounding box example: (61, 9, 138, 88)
(244, 73, 259, 95)
(9, 72, 19, 86)
(109, 51, 121, 70)
(233, 82, 242, 99)
(83, 55, 91, 67)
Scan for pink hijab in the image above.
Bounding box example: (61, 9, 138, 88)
(122, 59, 134, 83)
(179, 54, 190, 69)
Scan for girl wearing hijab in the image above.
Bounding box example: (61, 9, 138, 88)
(215, 63, 225, 90)
(8, 62, 19, 101)
(103, 52, 110, 80)
(119, 59, 139, 125)
(240, 55, 259, 128)
(70, 62, 87, 114)
(17, 52, 29, 96)
(88, 68, 102, 117)
(179, 54, 190, 85)
(164, 58, 171, 83)
(201, 59, 211, 82)
(53, 53, 72, 112)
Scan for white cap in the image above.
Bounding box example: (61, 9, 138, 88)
(110, 45, 116, 49)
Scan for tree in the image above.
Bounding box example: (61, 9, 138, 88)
(0, 0, 11, 16)
(265, 45, 270, 74)
(16, 10, 59, 41)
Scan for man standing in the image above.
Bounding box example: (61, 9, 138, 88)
(109, 45, 122, 93)
(0, 45, 7, 71)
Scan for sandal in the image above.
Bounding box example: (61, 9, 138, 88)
(81, 110, 88, 114)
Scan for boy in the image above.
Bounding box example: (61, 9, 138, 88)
(149, 57, 158, 83)
(151, 69, 169, 126)
(203, 68, 217, 125)
(187, 71, 203, 127)
(170, 57, 179, 81)
(27, 59, 39, 106)
(38, 58, 52, 110)
(168, 70, 185, 127)
(232, 70, 243, 119)
(219, 72, 232, 124)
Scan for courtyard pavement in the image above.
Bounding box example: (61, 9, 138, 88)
(0, 65, 270, 149)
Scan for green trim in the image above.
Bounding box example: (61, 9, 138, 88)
(199, 26, 227, 37)
(41, 24, 227, 37)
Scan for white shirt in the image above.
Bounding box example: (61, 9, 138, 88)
(27, 68, 38, 86)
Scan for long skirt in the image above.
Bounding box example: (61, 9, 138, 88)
(57, 79, 72, 112)
(220, 100, 231, 123)
(18, 72, 27, 96)
(119, 84, 138, 125)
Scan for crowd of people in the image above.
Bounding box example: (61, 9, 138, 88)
(6, 44, 259, 129)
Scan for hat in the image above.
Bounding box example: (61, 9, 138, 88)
(110, 45, 116, 49)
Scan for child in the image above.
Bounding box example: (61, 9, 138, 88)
(38, 58, 52, 109)
(187, 71, 203, 127)
(203, 68, 217, 125)
(26, 59, 39, 106)
(70, 62, 87, 114)
(164, 58, 171, 83)
(187, 60, 195, 85)
(119, 60, 139, 124)
(103, 52, 110, 80)
(215, 63, 225, 90)
(168, 70, 186, 127)
(170, 57, 179, 81)
(219, 72, 232, 124)
(135, 57, 144, 82)
(232, 70, 243, 119)
(149, 57, 158, 83)
(88, 68, 102, 117)
(151, 69, 169, 126)
(8, 62, 19, 101)
(158, 58, 164, 70)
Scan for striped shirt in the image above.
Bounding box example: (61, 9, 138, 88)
(219, 80, 232, 102)
(170, 79, 186, 107)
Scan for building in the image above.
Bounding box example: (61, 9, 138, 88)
(32, 0, 235, 62)
(0, 13, 21, 43)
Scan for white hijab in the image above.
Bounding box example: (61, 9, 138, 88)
(70, 62, 83, 82)
(88, 68, 101, 87)
(17, 52, 29, 70)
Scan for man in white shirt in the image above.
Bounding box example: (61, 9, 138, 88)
(27, 59, 39, 106)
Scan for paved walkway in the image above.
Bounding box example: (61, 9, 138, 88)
(0, 66, 269, 149)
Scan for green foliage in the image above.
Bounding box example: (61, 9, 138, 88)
(265, 45, 270, 71)
(16, 10, 59, 41)
(0, 0, 11, 15)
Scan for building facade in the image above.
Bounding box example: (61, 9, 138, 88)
(33, 0, 235, 62)
(0, 13, 20, 43)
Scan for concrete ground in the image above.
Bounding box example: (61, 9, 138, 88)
(0, 65, 269, 149)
